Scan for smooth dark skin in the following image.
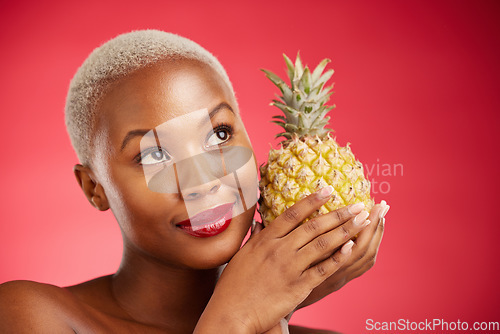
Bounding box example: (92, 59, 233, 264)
(0, 59, 386, 333)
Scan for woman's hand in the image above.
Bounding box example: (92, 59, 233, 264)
(262, 318, 289, 334)
(194, 186, 372, 334)
(292, 200, 389, 311)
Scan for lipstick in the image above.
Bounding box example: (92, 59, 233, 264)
(176, 203, 234, 238)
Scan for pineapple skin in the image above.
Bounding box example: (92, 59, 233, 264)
(258, 133, 374, 226)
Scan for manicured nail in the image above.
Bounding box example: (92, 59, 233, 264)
(363, 219, 372, 227)
(279, 318, 289, 334)
(347, 202, 365, 215)
(251, 220, 257, 233)
(380, 205, 390, 219)
(353, 211, 369, 226)
(381, 200, 387, 206)
(317, 185, 334, 199)
(341, 240, 355, 254)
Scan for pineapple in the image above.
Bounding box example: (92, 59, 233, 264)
(258, 53, 374, 226)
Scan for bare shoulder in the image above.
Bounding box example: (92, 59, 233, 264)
(0, 279, 72, 310)
(0, 280, 77, 333)
(289, 324, 342, 334)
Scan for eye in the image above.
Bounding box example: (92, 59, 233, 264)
(206, 124, 233, 147)
(139, 147, 171, 165)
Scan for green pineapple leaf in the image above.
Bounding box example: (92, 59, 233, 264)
(285, 123, 299, 132)
(311, 58, 331, 84)
(316, 91, 334, 107)
(273, 95, 285, 106)
(275, 132, 292, 139)
(312, 69, 334, 93)
(264, 52, 336, 140)
(262, 69, 294, 102)
(297, 112, 305, 128)
(294, 52, 304, 79)
(261, 69, 286, 90)
(271, 120, 286, 129)
(306, 81, 332, 104)
(283, 53, 295, 86)
(300, 67, 312, 95)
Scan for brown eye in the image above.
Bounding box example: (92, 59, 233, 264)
(216, 130, 228, 141)
(206, 124, 233, 147)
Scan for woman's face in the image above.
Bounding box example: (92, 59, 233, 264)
(89, 59, 258, 269)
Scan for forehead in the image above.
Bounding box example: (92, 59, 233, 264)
(94, 58, 236, 148)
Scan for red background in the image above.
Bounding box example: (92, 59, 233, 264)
(1, 1, 499, 332)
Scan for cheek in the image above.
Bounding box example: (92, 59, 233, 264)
(104, 164, 179, 231)
(236, 155, 259, 207)
(229, 127, 258, 204)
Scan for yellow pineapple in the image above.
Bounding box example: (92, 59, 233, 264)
(258, 53, 374, 226)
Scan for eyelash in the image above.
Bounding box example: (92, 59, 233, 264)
(134, 123, 235, 165)
(207, 122, 234, 146)
(134, 146, 168, 165)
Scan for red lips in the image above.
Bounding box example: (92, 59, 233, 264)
(176, 203, 234, 238)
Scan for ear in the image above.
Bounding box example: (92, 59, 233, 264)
(73, 164, 110, 211)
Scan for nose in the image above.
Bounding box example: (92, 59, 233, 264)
(176, 150, 224, 200)
(182, 179, 222, 201)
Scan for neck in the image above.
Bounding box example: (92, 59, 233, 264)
(111, 243, 222, 333)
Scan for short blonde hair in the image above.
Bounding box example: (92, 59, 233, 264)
(65, 29, 234, 166)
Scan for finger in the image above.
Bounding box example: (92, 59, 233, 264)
(301, 240, 354, 288)
(267, 186, 335, 238)
(312, 202, 379, 269)
(365, 216, 385, 262)
(355, 202, 386, 249)
(286, 202, 366, 249)
(280, 318, 290, 334)
(349, 216, 386, 279)
(297, 210, 371, 268)
(356, 201, 388, 252)
(248, 220, 264, 241)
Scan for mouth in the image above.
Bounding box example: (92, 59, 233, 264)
(176, 202, 235, 238)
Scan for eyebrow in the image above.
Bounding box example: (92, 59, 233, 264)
(209, 102, 234, 118)
(120, 102, 234, 151)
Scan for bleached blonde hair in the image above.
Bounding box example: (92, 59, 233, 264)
(65, 29, 235, 166)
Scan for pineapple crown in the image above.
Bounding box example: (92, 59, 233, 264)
(261, 52, 335, 141)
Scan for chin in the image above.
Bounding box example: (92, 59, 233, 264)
(184, 209, 254, 270)
(185, 238, 241, 270)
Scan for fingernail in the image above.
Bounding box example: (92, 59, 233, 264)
(363, 219, 372, 227)
(353, 210, 369, 226)
(347, 202, 365, 215)
(381, 200, 387, 206)
(251, 220, 257, 233)
(341, 240, 354, 254)
(280, 318, 289, 334)
(380, 205, 390, 219)
(317, 185, 334, 199)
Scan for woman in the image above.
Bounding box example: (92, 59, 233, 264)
(0, 30, 388, 333)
